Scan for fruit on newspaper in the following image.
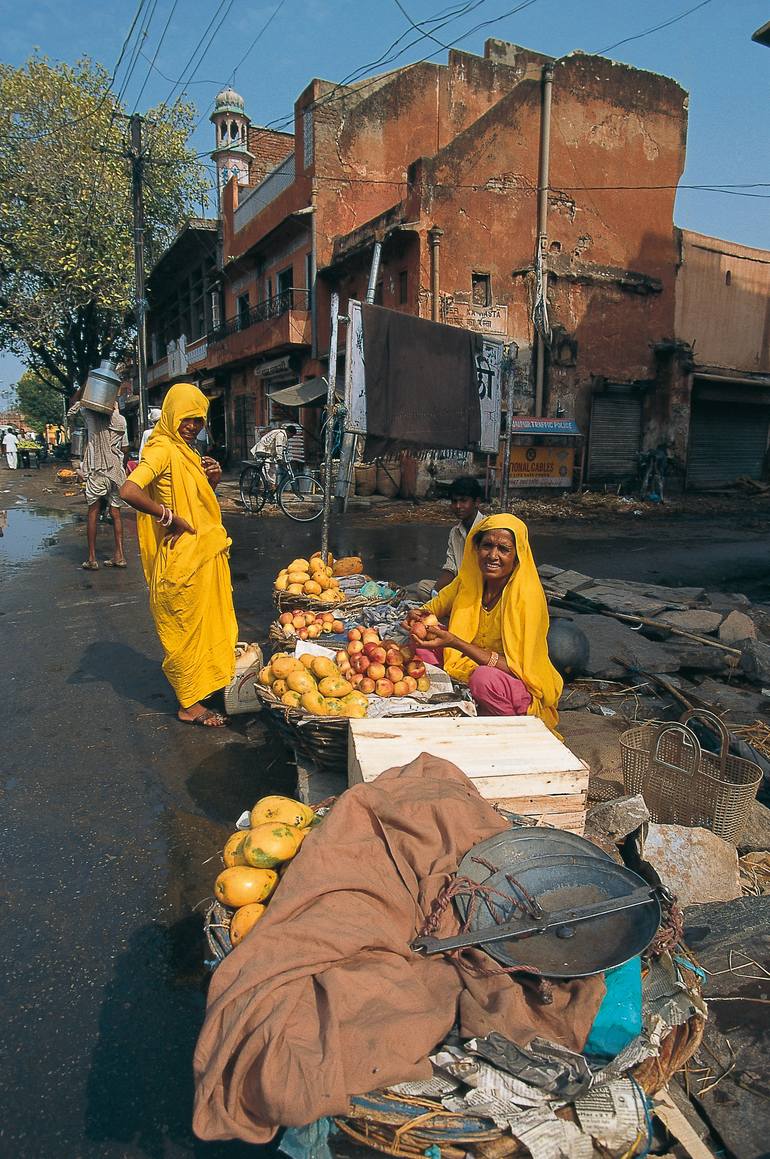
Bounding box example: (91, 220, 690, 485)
(273, 552, 346, 602)
(335, 626, 430, 698)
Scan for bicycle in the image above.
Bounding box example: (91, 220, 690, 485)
(238, 454, 325, 522)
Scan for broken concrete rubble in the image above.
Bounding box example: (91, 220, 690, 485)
(655, 609, 724, 635)
(572, 613, 681, 679)
(584, 794, 650, 844)
(738, 639, 770, 686)
(641, 823, 742, 906)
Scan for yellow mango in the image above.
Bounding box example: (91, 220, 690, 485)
(286, 669, 316, 694)
(271, 655, 302, 679)
(281, 691, 302, 708)
(250, 796, 314, 829)
(274, 574, 289, 591)
(288, 570, 311, 585)
(310, 656, 338, 680)
(301, 690, 327, 715)
(287, 583, 304, 595)
(223, 830, 248, 867)
(303, 580, 322, 596)
(339, 699, 367, 718)
(257, 666, 274, 687)
(288, 558, 310, 572)
(318, 675, 353, 698)
(323, 697, 345, 716)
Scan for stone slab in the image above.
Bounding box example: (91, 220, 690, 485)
(656, 609, 724, 635)
(737, 797, 770, 854)
(574, 613, 681, 679)
(540, 569, 595, 597)
(692, 677, 768, 721)
(718, 609, 758, 644)
(739, 639, 770, 687)
(641, 823, 742, 906)
(584, 793, 649, 844)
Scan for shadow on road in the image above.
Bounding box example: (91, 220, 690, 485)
(67, 640, 173, 712)
(186, 731, 297, 829)
(85, 920, 282, 1158)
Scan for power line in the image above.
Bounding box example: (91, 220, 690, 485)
(597, 0, 714, 56)
(392, 0, 452, 50)
(158, 0, 235, 110)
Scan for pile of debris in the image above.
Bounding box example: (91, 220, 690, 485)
(542, 565, 770, 731)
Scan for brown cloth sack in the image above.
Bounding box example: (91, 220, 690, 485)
(193, 755, 605, 1144)
(362, 304, 482, 458)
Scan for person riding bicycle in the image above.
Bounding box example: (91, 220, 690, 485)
(250, 424, 298, 490)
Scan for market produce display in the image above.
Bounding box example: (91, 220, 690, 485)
(273, 553, 346, 602)
(275, 609, 345, 641)
(213, 795, 316, 945)
(258, 652, 370, 717)
(335, 626, 430, 698)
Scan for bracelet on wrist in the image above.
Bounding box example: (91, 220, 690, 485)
(487, 650, 499, 669)
(155, 505, 167, 525)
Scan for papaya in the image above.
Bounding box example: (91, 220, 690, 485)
(214, 865, 278, 906)
(332, 556, 364, 577)
(242, 823, 301, 868)
(229, 903, 266, 945)
(250, 795, 314, 829)
(301, 690, 327, 715)
(310, 656, 338, 680)
(318, 675, 353, 698)
(286, 669, 316, 694)
(222, 830, 248, 867)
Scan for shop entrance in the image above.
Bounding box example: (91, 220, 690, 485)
(687, 393, 770, 489)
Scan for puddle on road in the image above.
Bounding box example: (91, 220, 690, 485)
(0, 506, 76, 567)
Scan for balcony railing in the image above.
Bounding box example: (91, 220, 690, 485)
(209, 288, 311, 343)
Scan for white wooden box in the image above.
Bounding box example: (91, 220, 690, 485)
(348, 716, 589, 833)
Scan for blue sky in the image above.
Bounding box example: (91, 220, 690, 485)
(2, 0, 769, 391)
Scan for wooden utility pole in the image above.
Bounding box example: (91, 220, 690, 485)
(129, 114, 149, 433)
(321, 291, 340, 559)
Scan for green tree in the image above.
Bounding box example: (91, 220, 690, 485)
(15, 369, 65, 431)
(0, 56, 208, 398)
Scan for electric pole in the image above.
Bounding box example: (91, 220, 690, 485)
(129, 113, 149, 433)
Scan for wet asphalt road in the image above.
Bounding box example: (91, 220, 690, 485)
(2, 481, 770, 1157)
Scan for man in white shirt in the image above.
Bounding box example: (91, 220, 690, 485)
(138, 408, 162, 459)
(2, 429, 19, 469)
(250, 424, 298, 488)
(412, 476, 485, 601)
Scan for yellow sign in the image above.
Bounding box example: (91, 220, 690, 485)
(509, 446, 575, 488)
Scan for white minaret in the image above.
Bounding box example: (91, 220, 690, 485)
(210, 87, 253, 192)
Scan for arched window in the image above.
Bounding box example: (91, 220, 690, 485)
(220, 122, 227, 141)
(230, 120, 238, 139)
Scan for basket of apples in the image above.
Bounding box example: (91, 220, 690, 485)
(336, 626, 431, 699)
(270, 609, 346, 643)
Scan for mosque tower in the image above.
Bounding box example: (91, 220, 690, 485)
(210, 87, 253, 192)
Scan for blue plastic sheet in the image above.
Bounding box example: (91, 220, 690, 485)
(585, 956, 643, 1058)
(279, 1118, 336, 1159)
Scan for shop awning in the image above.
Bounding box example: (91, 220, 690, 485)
(266, 377, 329, 406)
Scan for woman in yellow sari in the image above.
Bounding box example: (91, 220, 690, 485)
(120, 383, 238, 726)
(406, 513, 562, 730)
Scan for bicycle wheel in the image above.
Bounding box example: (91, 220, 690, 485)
(278, 474, 325, 522)
(239, 465, 267, 514)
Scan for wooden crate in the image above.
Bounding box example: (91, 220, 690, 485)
(348, 716, 589, 833)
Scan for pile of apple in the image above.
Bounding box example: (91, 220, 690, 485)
(336, 626, 430, 699)
(277, 609, 345, 640)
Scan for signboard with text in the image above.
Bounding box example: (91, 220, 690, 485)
(475, 338, 503, 453)
(508, 446, 575, 487)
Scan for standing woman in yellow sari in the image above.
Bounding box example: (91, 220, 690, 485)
(120, 383, 238, 727)
(406, 513, 562, 730)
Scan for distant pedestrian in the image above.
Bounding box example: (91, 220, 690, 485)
(138, 408, 163, 460)
(250, 423, 298, 489)
(67, 394, 129, 570)
(2, 429, 18, 469)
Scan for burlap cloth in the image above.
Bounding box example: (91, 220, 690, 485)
(193, 755, 605, 1143)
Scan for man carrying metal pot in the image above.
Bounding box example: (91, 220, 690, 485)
(67, 391, 129, 571)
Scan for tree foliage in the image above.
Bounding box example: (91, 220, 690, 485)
(0, 56, 208, 394)
(16, 369, 65, 430)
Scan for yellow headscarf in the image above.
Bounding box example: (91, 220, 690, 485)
(440, 513, 563, 730)
(134, 383, 230, 584)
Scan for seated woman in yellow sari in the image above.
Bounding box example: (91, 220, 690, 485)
(406, 513, 562, 730)
(119, 383, 238, 727)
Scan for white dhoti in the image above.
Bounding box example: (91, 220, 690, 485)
(5, 453, 17, 469)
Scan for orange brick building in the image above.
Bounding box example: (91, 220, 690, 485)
(144, 40, 770, 487)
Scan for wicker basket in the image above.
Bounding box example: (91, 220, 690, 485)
(254, 683, 472, 776)
(620, 709, 762, 842)
(274, 586, 405, 617)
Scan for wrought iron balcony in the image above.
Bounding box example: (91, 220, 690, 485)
(209, 288, 311, 344)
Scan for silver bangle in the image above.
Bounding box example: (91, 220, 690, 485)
(155, 505, 167, 525)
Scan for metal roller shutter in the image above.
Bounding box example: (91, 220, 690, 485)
(587, 395, 642, 481)
(687, 401, 770, 489)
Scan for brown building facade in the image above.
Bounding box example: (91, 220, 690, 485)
(144, 40, 770, 486)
